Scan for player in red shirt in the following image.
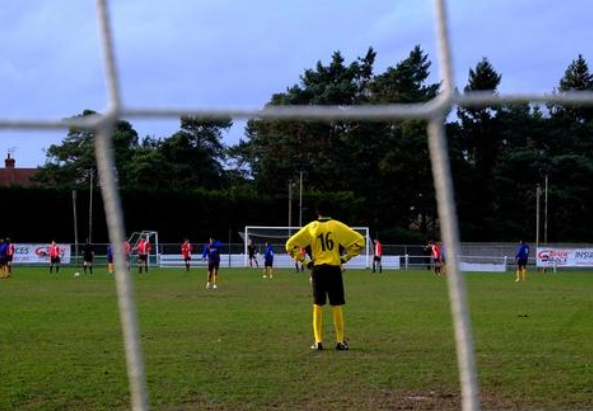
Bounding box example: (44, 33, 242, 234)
(134, 235, 151, 274)
(4, 238, 15, 277)
(181, 238, 193, 272)
(372, 239, 383, 273)
(429, 240, 443, 276)
(49, 240, 61, 274)
(124, 240, 131, 269)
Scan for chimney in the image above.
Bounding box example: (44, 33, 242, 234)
(5, 153, 15, 168)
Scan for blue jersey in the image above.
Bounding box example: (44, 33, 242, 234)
(0, 243, 6, 258)
(107, 244, 113, 262)
(202, 241, 223, 263)
(264, 245, 274, 262)
(515, 243, 530, 259)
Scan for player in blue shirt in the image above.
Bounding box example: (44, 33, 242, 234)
(515, 240, 530, 282)
(202, 238, 223, 289)
(0, 238, 7, 278)
(107, 243, 114, 274)
(262, 242, 274, 279)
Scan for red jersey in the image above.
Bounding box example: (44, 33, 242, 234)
(374, 241, 383, 257)
(181, 242, 193, 258)
(6, 244, 14, 256)
(124, 241, 131, 255)
(49, 244, 61, 258)
(432, 244, 442, 260)
(137, 240, 151, 255)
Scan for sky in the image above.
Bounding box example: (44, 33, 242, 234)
(0, 0, 592, 167)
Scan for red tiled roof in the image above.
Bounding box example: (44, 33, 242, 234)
(0, 167, 38, 187)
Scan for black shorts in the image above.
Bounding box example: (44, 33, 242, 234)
(84, 256, 94, 263)
(208, 261, 220, 271)
(138, 254, 148, 263)
(249, 253, 256, 260)
(311, 264, 345, 306)
(184, 256, 192, 262)
(5, 255, 13, 263)
(517, 258, 528, 268)
(51, 257, 61, 264)
(265, 259, 273, 267)
(373, 256, 382, 262)
(0, 257, 5, 266)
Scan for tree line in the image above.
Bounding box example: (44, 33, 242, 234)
(28, 46, 593, 243)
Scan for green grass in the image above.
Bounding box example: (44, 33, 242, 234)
(1, 267, 592, 410)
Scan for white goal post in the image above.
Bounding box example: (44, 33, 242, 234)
(243, 226, 372, 269)
(128, 230, 159, 266)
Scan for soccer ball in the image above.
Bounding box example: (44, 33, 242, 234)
(74, 272, 80, 277)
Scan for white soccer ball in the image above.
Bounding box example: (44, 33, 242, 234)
(74, 272, 80, 277)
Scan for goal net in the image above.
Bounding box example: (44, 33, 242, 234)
(243, 226, 371, 269)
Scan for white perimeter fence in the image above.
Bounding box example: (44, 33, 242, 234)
(14, 242, 593, 272)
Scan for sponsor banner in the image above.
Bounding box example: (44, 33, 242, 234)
(12, 244, 71, 264)
(536, 247, 593, 267)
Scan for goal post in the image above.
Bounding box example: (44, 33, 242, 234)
(128, 230, 159, 266)
(243, 225, 371, 269)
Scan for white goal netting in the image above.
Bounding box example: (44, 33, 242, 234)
(3, 1, 593, 411)
(243, 226, 371, 269)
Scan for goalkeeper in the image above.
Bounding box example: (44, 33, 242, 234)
(286, 200, 365, 351)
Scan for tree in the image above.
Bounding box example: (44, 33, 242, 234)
(127, 116, 232, 191)
(34, 109, 139, 189)
(370, 46, 440, 237)
(231, 49, 378, 194)
(453, 58, 504, 238)
(552, 54, 593, 123)
(370, 45, 438, 104)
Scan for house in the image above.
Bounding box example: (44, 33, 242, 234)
(0, 153, 38, 187)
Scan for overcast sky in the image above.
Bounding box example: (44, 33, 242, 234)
(1, 0, 591, 167)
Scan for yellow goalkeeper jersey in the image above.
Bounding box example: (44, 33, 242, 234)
(285, 217, 365, 266)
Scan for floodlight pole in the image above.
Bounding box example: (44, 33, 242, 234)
(288, 179, 293, 228)
(89, 168, 94, 243)
(299, 170, 303, 227)
(72, 190, 79, 266)
(544, 174, 549, 244)
(535, 184, 541, 246)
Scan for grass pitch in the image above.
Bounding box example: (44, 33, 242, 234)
(0, 266, 592, 410)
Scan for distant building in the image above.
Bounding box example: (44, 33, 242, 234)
(0, 154, 38, 187)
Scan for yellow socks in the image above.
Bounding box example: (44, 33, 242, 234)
(313, 305, 345, 344)
(313, 304, 323, 343)
(332, 306, 344, 343)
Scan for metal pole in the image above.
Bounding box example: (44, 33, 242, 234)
(288, 180, 293, 228)
(536, 184, 541, 246)
(89, 169, 94, 243)
(544, 174, 548, 244)
(299, 171, 303, 227)
(72, 190, 79, 266)
(228, 228, 232, 268)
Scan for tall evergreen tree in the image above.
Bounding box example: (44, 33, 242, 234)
(370, 46, 440, 237)
(231, 49, 378, 194)
(551, 54, 593, 123)
(127, 116, 232, 191)
(454, 58, 503, 238)
(34, 109, 139, 189)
